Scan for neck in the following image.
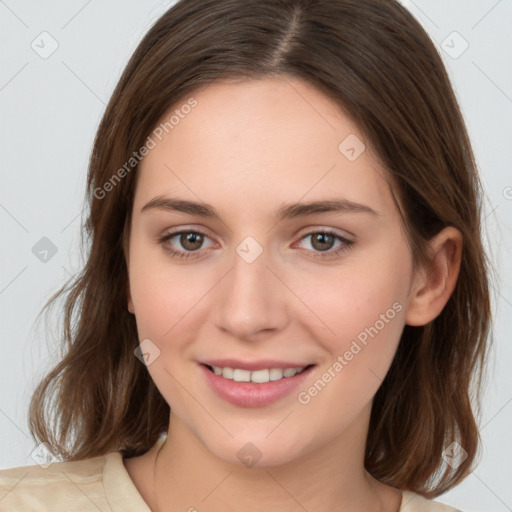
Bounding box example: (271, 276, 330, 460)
(143, 409, 401, 512)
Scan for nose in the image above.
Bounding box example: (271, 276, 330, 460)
(213, 242, 289, 341)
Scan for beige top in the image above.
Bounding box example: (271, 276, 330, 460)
(0, 439, 462, 511)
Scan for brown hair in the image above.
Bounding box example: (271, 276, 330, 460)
(28, 0, 492, 498)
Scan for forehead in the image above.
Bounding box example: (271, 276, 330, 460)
(134, 76, 394, 219)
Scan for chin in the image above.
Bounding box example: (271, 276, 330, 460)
(201, 430, 312, 469)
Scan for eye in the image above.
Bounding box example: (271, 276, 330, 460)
(294, 230, 354, 260)
(158, 228, 355, 261)
(158, 229, 215, 260)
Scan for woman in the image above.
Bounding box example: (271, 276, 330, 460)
(0, 1, 491, 510)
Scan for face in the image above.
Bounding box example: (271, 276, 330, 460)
(126, 76, 417, 467)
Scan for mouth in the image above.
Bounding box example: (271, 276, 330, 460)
(203, 363, 315, 383)
(199, 362, 317, 408)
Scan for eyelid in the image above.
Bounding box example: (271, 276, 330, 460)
(160, 225, 216, 239)
(293, 224, 355, 241)
(295, 224, 358, 238)
(159, 226, 218, 246)
(159, 224, 353, 244)
(291, 229, 352, 250)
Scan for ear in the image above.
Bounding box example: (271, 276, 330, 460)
(405, 226, 463, 326)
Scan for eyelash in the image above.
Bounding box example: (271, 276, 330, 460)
(157, 229, 355, 261)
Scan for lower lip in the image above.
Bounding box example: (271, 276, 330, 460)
(200, 364, 316, 408)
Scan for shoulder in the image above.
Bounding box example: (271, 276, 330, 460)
(401, 490, 463, 511)
(0, 454, 108, 511)
(0, 451, 150, 511)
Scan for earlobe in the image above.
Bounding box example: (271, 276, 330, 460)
(405, 226, 463, 327)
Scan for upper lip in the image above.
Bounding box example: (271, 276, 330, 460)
(200, 359, 314, 371)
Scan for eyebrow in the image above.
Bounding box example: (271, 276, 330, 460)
(140, 195, 380, 221)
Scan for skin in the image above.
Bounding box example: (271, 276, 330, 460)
(123, 76, 462, 512)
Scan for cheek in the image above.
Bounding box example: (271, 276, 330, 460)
(315, 294, 404, 396)
(128, 240, 202, 342)
(127, 248, 204, 409)
(293, 246, 409, 386)
(295, 282, 406, 425)
(297, 267, 406, 347)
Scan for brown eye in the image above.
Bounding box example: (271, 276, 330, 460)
(179, 232, 204, 251)
(295, 230, 355, 260)
(158, 229, 215, 260)
(310, 232, 336, 252)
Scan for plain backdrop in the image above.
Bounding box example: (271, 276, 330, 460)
(1, 1, 511, 511)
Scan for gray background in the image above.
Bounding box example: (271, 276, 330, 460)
(1, 1, 511, 510)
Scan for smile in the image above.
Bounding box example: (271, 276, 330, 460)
(200, 362, 317, 408)
(207, 365, 309, 383)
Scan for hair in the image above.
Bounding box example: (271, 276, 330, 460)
(28, 0, 492, 499)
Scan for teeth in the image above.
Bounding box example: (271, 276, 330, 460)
(211, 366, 306, 383)
(222, 367, 234, 379)
(269, 368, 284, 381)
(251, 369, 270, 383)
(232, 369, 251, 382)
